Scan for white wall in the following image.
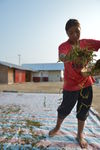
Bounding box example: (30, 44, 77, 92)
(32, 71, 48, 77)
(48, 71, 61, 82)
(32, 70, 61, 82)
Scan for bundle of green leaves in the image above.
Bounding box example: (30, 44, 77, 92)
(91, 59, 100, 75)
(64, 45, 100, 76)
(81, 59, 100, 77)
(65, 45, 96, 67)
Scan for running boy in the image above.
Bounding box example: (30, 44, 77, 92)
(49, 19, 100, 148)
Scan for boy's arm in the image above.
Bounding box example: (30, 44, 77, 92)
(86, 39, 100, 51)
(59, 54, 68, 62)
(58, 42, 71, 62)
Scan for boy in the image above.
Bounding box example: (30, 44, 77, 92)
(49, 19, 100, 148)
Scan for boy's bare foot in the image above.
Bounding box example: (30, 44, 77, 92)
(77, 136, 88, 149)
(49, 127, 59, 137)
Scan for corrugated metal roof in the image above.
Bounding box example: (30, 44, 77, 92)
(22, 63, 64, 71)
(0, 60, 32, 71)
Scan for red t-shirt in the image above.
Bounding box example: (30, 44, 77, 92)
(59, 39, 100, 91)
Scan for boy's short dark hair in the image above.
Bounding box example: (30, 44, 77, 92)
(65, 19, 80, 33)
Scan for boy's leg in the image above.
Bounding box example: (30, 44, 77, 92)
(76, 86, 93, 148)
(49, 117, 64, 136)
(49, 90, 78, 136)
(77, 119, 88, 148)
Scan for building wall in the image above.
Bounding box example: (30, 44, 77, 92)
(32, 71, 48, 82)
(32, 70, 61, 82)
(15, 69, 26, 83)
(26, 71, 32, 82)
(94, 76, 100, 84)
(32, 72, 40, 82)
(8, 68, 14, 84)
(0, 64, 32, 84)
(0, 65, 8, 84)
(48, 71, 61, 81)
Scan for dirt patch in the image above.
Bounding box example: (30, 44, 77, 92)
(0, 82, 63, 93)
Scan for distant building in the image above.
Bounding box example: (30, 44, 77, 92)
(22, 63, 64, 82)
(94, 76, 100, 84)
(0, 61, 33, 84)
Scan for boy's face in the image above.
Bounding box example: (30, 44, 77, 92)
(67, 25, 80, 44)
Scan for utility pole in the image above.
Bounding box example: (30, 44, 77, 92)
(18, 54, 21, 65)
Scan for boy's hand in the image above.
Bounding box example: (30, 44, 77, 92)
(81, 67, 92, 77)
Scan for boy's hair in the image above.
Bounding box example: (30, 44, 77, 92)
(65, 19, 80, 33)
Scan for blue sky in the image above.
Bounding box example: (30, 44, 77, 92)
(0, 0, 100, 65)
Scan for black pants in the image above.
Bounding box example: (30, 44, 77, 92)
(57, 86, 93, 121)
